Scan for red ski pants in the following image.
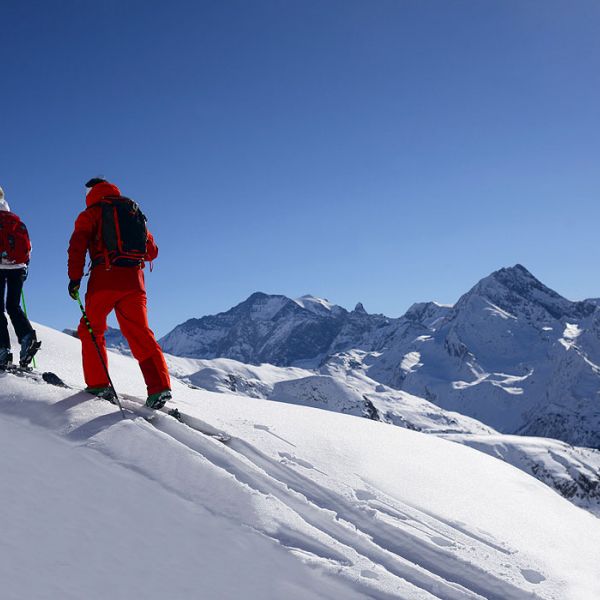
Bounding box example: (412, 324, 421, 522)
(78, 267, 171, 395)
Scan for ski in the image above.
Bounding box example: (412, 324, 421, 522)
(0, 364, 69, 388)
(2, 365, 231, 443)
(118, 396, 231, 443)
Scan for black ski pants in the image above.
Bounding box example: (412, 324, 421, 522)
(0, 268, 34, 348)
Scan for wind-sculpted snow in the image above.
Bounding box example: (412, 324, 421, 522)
(2, 324, 600, 599)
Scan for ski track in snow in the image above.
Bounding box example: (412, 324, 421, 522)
(1, 324, 599, 599)
(135, 415, 533, 600)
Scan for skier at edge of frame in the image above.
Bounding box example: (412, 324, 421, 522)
(0, 185, 39, 369)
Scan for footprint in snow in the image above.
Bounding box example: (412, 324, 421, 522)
(253, 424, 296, 446)
(360, 570, 379, 580)
(520, 568, 545, 584)
(430, 535, 456, 548)
(278, 452, 327, 476)
(355, 489, 377, 502)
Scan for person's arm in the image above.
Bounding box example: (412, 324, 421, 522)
(21, 220, 32, 263)
(145, 230, 158, 262)
(68, 210, 94, 281)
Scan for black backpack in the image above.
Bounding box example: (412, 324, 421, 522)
(99, 196, 148, 267)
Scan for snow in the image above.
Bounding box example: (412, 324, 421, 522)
(1, 323, 600, 599)
(0, 414, 351, 600)
(293, 295, 342, 315)
(166, 354, 312, 398)
(162, 346, 600, 515)
(250, 294, 289, 320)
(353, 265, 600, 448)
(166, 350, 496, 435)
(401, 351, 423, 373)
(483, 300, 517, 320)
(452, 364, 531, 396)
(560, 322, 583, 350)
(443, 433, 600, 517)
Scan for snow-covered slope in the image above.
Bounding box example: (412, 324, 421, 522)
(0, 414, 352, 600)
(442, 433, 600, 517)
(3, 324, 600, 599)
(165, 354, 493, 435)
(164, 351, 600, 515)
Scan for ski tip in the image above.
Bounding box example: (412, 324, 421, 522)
(168, 408, 184, 422)
(41, 372, 69, 388)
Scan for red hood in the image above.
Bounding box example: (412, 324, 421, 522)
(86, 181, 121, 207)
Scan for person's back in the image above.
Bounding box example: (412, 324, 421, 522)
(67, 178, 171, 408)
(0, 186, 39, 368)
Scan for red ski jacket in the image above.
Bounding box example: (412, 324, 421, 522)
(67, 181, 158, 281)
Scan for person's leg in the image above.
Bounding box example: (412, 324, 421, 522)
(115, 290, 171, 395)
(5, 269, 34, 343)
(0, 271, 9, 349)
(77, 288, 116, 389)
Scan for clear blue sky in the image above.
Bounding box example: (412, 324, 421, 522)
(2, 0, 600, 336)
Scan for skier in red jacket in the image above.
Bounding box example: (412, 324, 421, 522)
(67, 178, 171, 408)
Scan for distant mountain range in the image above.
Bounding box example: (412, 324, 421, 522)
(64, 326, 130, 353)
(158, 265, 600, 449)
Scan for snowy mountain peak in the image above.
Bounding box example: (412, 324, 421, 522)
(490, 264, 559, 298)
(457, 264, 596, 322)
(230, 292, 292, 320)
(476, 264, 555, 299)
(160, 292, 356, 365)
(293, 295, 343, 316)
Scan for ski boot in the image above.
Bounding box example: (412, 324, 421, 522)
(20, 331, 41, 369)
(146, 390, 172, 410)
(0, 348, 12, 370)
(85, 386, 117, 404)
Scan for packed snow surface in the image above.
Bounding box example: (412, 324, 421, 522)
(1, 324, 600, 599)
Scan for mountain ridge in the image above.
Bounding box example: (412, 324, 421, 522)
(158, 265, 600, 448)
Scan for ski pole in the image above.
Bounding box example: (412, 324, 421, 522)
(20, 289, 36, 369)
(75, 291, 125, 418)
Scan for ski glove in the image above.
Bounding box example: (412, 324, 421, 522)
(68, 279, 81, 300)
